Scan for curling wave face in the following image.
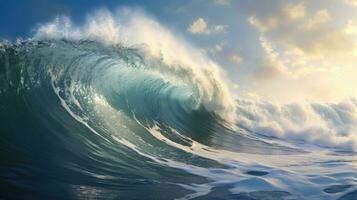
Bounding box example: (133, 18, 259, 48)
(1, 9, 357, 200)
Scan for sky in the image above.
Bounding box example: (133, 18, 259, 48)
(1, 0, 356, 103)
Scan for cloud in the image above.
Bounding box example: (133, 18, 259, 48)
(209, 42, 225, 53)
(187, 18, 229, 35)
(205, 42, 226, 56)
(248, 3, 356, 74)
(244, 2, 357, 102)
(253, 36, 287, 79)
(248, 3, 306, 32)
(229, 54, 243, 65)
(213, 24, 229, 33)
(249, 4, 355, 58)
(285, 3, 306, 20)
(187, 18, 208, 34)
(248, 16, 278, 32)
(345, 0, 357, 6)
(345, 20, 357, 35)
(301, 9, 330, 30)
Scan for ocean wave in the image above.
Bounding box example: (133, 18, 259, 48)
(34, 9, 236, 122)
(30, 8, 357, 151)
(1, 8, 357, 200)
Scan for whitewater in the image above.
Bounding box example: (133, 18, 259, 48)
(1, 9, 357, 200)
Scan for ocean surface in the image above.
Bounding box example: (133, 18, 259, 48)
(1, 12, 357, 200)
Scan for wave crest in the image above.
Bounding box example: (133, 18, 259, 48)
(34, 9, 236, 122)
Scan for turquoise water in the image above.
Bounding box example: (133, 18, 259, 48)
(0, 40, 357, 200)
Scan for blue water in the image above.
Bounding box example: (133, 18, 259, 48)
(0, 39, 357, 200)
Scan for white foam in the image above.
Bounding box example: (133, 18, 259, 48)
(236, 98, 357, 150)
(34, 8, 236, 122)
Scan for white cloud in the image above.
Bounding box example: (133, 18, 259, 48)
(248, 4, 354, 66)
(245, 2, 357, 102)
(207, 42, 226, 56)
(345, 0, 357, 6)
(285, 3, 306, 20)
(233, 84, 240, 89)
(187, 18, 208, 34)
(210, 42, 225, 53)
(253, 36, 288, 79)
(229, 54, 243, 65)
(213, 24, 229, 33)
(302, 9, 330, 30)
(345, 20, 357, 35)
(187, 18, 229, 35)
(248, 3, 306, 32)
(248, 16, 278, 32)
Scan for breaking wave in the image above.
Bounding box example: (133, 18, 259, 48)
(1, 9, 357, 200)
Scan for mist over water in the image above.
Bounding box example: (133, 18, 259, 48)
(1, 9, 357, 200)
